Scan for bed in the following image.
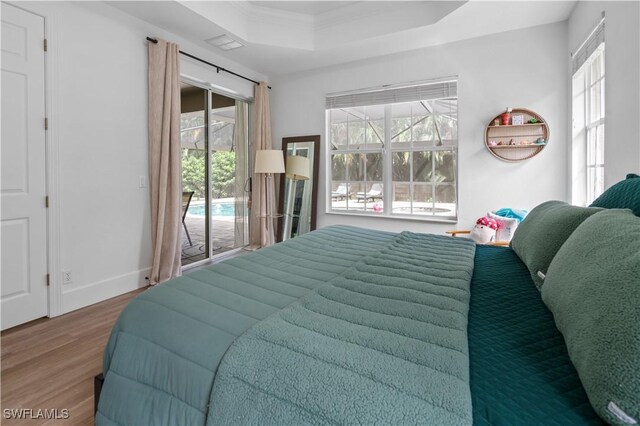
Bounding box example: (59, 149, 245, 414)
(95, 175, 640, 425)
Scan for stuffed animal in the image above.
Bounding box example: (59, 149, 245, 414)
(470, 216, 500, 244)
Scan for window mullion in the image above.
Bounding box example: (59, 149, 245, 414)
(383, 105, 392, 216)
(409, 153, 414, 215)
(584, 64, 590, 200)
(431, 150, 436, 215)
(586, 64, 591, 126)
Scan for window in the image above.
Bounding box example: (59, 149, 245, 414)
(327, 79, 458, 220)
(572, 18, 605, 205)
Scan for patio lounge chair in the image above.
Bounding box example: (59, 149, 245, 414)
(356, 183, 383, 202)
(182, 191, 194, 246)
(331, 183, 351, 201)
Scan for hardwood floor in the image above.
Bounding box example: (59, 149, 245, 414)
(1, 289, 145, 425)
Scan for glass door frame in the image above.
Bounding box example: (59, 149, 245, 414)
(180, 76, 253, 271)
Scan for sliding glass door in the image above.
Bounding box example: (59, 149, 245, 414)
(180, 81, 249, 266)
(180, 83, 209, 265)
(209, 92, 249, 255)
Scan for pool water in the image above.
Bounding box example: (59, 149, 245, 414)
(187, 202, 235, 217)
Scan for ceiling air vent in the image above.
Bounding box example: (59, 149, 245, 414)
(206, 34, 244, 51)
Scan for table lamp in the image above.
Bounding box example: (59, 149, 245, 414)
(254, 150, 285, 246)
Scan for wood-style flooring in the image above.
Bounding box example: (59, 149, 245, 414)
(1, 289, 145, 425)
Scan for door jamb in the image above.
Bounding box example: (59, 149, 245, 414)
(44, 8, 63, 318)
(9, 1, 62, 317)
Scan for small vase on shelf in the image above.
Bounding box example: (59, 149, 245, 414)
(501, 107, 512, 126)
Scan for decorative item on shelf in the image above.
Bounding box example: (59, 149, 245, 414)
(493, 118, 500, 126)
(511, 114, 525, 125)
(501, 107, 512, 125)
(484, 108, 549, 162)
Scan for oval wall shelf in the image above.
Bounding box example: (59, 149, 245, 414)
(485, 108, 549, 162)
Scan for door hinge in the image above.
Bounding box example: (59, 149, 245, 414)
(46, 273, 51, 286)
(45, 117, 49, 130)
(44, 38, 48, 52)
(45, 196, 49, 208)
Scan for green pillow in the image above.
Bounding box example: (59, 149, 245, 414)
(541, 209, 640, 425)
(510, 201, 603, 289)
(590, 173, 640, 216)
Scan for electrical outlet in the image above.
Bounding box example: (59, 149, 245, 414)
(62, 270, 73, 284)
(139, 176, 147, 188)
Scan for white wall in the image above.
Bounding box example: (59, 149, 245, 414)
(271, 22, 569, 234)
(16, 1, 266, 315)
(15, 0, 634, 316)
(568, 1, 640, 190)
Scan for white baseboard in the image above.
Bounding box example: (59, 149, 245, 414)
(61, 267, 150, 315)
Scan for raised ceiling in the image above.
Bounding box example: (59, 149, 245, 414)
(108, 1, 576, 77)
(247, 1, 360, 16)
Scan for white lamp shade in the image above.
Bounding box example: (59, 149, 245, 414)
(286, 155, 310, 180)
(254, 150, 285, 174)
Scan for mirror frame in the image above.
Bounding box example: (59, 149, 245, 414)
(278, 135, 321, 242)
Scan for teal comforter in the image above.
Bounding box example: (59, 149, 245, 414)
(96, 227, 476, 425)
(209, 232, 476, 425)
(96, 226, 395, 425)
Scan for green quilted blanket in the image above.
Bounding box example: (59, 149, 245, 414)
(208, 232, 476, 425)
(96, 226, 396, 426)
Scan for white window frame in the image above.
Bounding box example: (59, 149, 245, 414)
(585, 46, 605, 204)
(325, 79, 458, 222)
(571, 17, 605, 206)
(573, 44, 605, 205)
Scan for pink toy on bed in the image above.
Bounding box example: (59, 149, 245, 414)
(469, 216, 500, 244)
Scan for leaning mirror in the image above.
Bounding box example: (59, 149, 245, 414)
(278, 135, 320, 242)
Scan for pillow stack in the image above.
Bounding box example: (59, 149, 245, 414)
(541, 209, 640, 426)
(509, 175, 640, 425)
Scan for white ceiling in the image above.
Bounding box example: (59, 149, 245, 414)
(248, 1, 360, 16)
(108, 1, 576, 77)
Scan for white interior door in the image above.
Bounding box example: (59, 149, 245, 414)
(1, 3, 48, 330)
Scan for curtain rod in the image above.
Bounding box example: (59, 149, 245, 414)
(146, 37, 271, 90)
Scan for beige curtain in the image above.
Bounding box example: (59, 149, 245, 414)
(148, 39, 182, 285)
(249, 82, 276, 247)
